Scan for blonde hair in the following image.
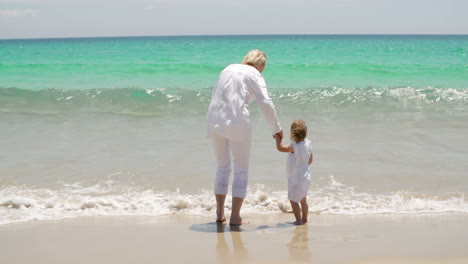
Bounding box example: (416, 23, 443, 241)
(241, 49, 266, 68)
(290, 119, 307, 143)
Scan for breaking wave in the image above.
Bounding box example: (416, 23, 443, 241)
(1, 86, 466, 116)
(1, 176, 467, 226)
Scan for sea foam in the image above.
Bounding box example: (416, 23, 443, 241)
(1, 177, 467, 226)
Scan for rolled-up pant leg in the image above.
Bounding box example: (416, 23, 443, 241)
(211, 132, 231, 195)
(211, 128, 252, 198)
(230, 131, 251, 199)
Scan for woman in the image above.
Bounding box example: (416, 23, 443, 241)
(207, 49, 283, 225)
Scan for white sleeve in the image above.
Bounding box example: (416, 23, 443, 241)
(250, 74, 281, 134)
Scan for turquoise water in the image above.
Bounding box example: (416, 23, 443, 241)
(1, 35, 467, 225)
(1, 35, 466, 91)
(1, 35, 466, 115)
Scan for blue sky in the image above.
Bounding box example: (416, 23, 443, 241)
(0, 0, 467, 39)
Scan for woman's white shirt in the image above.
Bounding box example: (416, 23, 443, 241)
(207, 64, 281, 139)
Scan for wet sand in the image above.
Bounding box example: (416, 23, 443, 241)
(1, 213, 467, 263)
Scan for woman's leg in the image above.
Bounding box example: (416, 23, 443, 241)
(215, 194, 227, 222)
(229, 131, 251, 225)
(211, 132, 231, 222)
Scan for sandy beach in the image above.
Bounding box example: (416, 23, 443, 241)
(1, 213, 467, 264)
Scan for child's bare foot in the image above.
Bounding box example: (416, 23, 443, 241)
(216, 210, 226, 223)
(293, 220, 304, 225)
(229, 217, 249, 226)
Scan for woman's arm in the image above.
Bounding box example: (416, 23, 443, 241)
(250, 74, 282, 134)
(308, 152, 313, 165)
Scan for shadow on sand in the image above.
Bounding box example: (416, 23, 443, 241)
(189, 221, 295, 233)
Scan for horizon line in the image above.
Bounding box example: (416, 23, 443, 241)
(1, 33, 467, 41)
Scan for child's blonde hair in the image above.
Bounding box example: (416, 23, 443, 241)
(290, 119, 307, 143)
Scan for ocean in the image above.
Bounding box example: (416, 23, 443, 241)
(1, 35, 467, 225)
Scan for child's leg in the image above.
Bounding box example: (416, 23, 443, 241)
(300, 197, 308, 224)
(289, 200, 303, 225)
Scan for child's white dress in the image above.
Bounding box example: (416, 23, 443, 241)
(287, 139, 312, 203)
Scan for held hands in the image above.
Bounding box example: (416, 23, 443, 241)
(273, 130, 283, 142)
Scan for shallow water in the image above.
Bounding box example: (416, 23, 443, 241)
(1, 35, 467, 225)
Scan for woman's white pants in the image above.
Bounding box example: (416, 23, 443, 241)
(210, 130, 251, 199)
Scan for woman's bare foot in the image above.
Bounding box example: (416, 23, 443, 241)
(229, 217, 249, 226)
(293, 220, 304, 225)
(216, 210, 226, 223)
(302, 219, 308, 224)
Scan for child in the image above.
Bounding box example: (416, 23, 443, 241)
(274, 119, 313, 225)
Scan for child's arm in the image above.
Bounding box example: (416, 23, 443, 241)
(274, 134, 294, 153)
(308, 152, 313, 165)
